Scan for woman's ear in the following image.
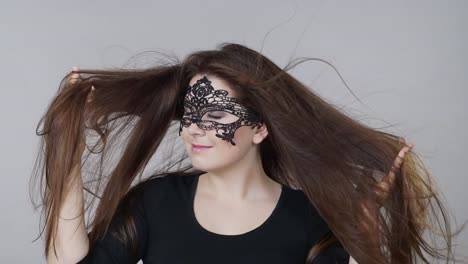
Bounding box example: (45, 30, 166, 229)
(252, 123, 268, 144)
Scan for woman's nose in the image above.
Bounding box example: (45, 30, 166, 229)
(186, 122, 206, 135)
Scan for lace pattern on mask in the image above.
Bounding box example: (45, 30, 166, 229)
(178, 76, 263, 146)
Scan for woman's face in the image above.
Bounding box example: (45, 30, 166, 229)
(180, 73, 267, 172)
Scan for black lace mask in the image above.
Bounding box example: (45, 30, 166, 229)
(178, 76, 263, 146)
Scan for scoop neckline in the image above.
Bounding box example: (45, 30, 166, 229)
(190, 173, 286, 239)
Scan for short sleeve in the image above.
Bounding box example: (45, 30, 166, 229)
(76, 181, 150, 264)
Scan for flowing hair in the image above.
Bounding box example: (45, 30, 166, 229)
(30, 42, 465, 263)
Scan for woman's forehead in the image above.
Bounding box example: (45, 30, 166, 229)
(188, 74, 238, 98)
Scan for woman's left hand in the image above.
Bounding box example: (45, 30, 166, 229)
(357, 138, 415, 248)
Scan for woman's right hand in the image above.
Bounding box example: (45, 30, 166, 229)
(68, 66, 95, 156)
(46, 66, 94, 264)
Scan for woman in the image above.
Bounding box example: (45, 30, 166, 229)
(32, 43, 461, 263)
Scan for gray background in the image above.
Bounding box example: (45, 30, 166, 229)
(1, 0, 466, 263)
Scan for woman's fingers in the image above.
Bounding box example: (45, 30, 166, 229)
(374, 140, 415, 202)
(69, 65, 81, 85)
(69, 65, 95, 104)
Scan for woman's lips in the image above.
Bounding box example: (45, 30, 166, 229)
(191, 144, 212, 152)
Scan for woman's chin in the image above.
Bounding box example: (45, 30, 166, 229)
(191, 164, 211, 172)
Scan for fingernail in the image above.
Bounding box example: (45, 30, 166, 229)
(73, 66, 79, 71)
(91, 85, 95, 90)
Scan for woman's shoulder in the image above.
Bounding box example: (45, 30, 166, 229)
(283, 187, 333, 242)
(139, 171, 199, 191)
(132, 171, 199, 202)
(285, 187, 350, 261)
(284, 186, 322, 219)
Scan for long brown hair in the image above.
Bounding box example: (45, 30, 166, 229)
(31, 42, 465, 263)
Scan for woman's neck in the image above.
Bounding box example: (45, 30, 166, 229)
(198, 169, 281, 202)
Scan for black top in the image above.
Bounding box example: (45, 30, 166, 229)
(77, 172, 350, 263)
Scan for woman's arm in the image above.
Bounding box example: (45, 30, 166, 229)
(46, 164, 89, 264)
(74, 176, 151, 264)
